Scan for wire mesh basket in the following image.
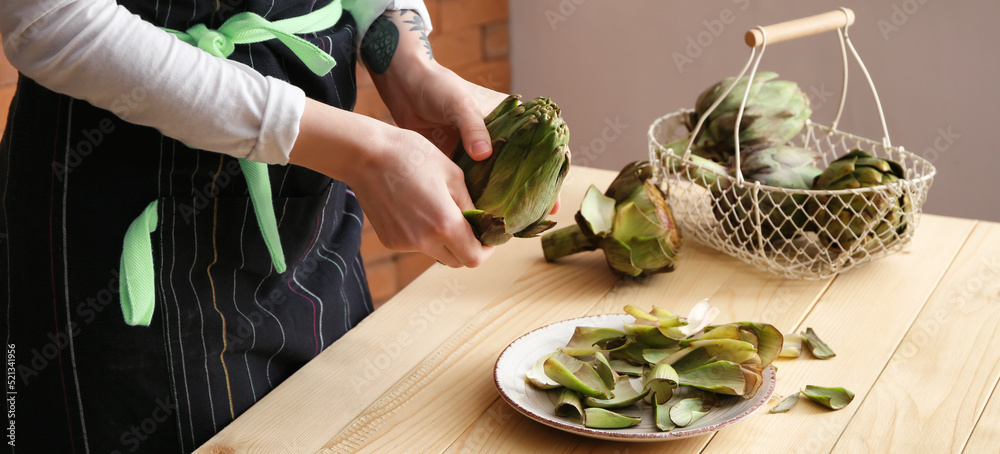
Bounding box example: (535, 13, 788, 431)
(647, 9, 936, 279)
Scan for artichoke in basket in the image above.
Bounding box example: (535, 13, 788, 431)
(810, 150, 912, 253)
(712, 145, 823, 246)
(685, 72, 812, 165)
(454, 95, 571, 246)
(541, 161, 683, 277)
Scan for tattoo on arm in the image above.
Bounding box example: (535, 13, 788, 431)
(402, 10, 433, 60)
(361, 15, 398, 74)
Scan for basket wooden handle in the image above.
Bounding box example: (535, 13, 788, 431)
(745, 8, 855, 47)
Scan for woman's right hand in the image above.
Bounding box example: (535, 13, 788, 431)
(290, 98, 492, 268)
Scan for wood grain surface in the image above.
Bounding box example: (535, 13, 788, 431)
(196, 167, 995, 454)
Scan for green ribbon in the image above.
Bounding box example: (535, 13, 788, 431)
(119, 0, 343, 326)
(120, 201, 159, 326)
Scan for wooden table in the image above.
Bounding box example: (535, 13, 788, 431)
(197, 166, 1000, 453)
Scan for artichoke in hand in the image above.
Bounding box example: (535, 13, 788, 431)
(811, 150, 911, 253)
(454, 95, 571, 246)
(542, 161, 683, 277)
(684, 72, 811, 165)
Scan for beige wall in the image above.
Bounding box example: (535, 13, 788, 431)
(510, 0, 999, 222)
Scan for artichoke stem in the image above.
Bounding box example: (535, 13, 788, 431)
(542, 225, 598, 261)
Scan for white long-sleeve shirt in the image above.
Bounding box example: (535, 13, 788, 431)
(0, 0, 431, 165)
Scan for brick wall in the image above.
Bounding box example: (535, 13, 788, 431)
(0, 0, 513, 309)
(358, 0, 511, 308)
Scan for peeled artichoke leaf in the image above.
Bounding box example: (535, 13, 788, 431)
(559, 326, 627, 357)
(802, 385, 855, 410)
(686, 339, 759, 365)
(624, 305, 660, 324)
(736, 322, 783, 367)
(779, 334, 803, 358)
(653, 398, 677, 432)
(593, 352, 619, 389)
(623, 323, 679, 348)
(583, 407, 642, 429)
(543, 352, 613, 399)
(608, 359, 645, 377)
(554, 388, 584, 420)
(643, 363, 680, 405)
(642, 347, 681, 365)
(677, 299, 720, 337)
(579, 185, 616, 235)
(691, 324, 742, 344)
(801, 327, 836, 359)
(677, 360, 747, 396)
(670, 398, 708, 427)
(525, 352, 561, 389)
(769, 392, 800, 413)
(584, 375, 649, 409)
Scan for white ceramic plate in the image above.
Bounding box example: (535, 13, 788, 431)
(493, 314, 776, 441)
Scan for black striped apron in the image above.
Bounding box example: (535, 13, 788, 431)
(1, 1, 371, 452)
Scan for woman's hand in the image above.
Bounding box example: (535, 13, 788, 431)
(362, 10, 508, 160)
(290, 99, 492, 268)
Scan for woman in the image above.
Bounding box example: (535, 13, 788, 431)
(0, 0, 506, 451)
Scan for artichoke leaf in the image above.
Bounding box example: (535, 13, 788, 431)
(525, 352, 561, 389)
(579, 185, 616, 236)
(802, 385, 855, 410)
(801, 327, 836, 359)
(643, 363, 680, 405)
(677, 360, 747, 396)
(593, 352, 619, 389)
(608, 359, 645, 377)
(653, 397, 676, 432)
(559, 326, 628, 357)
(543, 352, 613, 399)
(583, 408, 642, 429)
(585, 375, 649, 409)
(670, 398, 709, 427)
(779, 334, 803, 358)
(554, 388, 584, 420)
(769, 392, 800, 413)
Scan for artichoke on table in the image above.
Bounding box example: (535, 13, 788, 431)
(542, 161, 683, 277)
(454, 95, 571, 246)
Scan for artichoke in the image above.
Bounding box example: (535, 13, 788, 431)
(712, 145, 823, 246)
(454, 95, 571, 246)
(541, 161, 683, 277)
(811, 150, 911, 253)
(685, 72, 811, 165)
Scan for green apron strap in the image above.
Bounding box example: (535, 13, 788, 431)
(119, 201, 159, 326)
(118, 0, 344, 326)
(239, 159, 287, 273)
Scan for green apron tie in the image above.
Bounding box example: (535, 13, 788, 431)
(120, 201, 159, 326)
(119, 0, 343, 326)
